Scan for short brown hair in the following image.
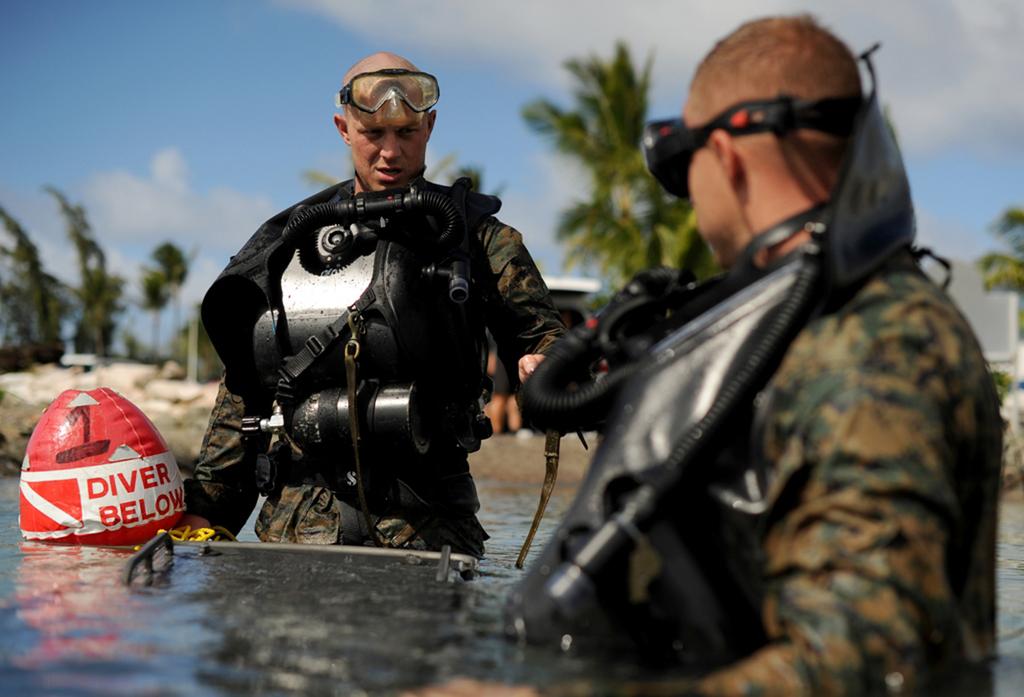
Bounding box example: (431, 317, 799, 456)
(689, 15, 861, 122)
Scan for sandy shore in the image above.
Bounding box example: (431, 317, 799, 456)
(468, 431, 593, 485)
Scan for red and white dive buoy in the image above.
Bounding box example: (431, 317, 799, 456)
(19, 387, 184, 545)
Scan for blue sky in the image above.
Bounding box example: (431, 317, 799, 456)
(1, 0, 1022, 342)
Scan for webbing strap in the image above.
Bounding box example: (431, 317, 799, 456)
(275, 289, 376, 403)
(345, 308, 384, 547)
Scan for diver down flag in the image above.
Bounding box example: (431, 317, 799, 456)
(19, 387, 184, 544)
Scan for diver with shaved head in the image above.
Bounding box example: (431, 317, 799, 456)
(500, 14, 1003, 696)
(334, 52, 438, 192)
(179, 52, 563, 556)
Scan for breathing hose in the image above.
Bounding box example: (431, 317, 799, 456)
(528, 254, 823, 630)
(519, 325, 640, 433)
(280, 187, 464, 254)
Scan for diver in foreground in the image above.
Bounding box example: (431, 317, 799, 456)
(505, 15, 1003, 695)
(178, 52, 563, 557)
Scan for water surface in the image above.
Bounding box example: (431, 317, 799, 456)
(1, 478, 1023, 695)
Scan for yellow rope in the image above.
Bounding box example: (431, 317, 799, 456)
(160, 524, 238, 542)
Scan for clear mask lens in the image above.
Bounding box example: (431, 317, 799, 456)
(337, 69, 440, 114)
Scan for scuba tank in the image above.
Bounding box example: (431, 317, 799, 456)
(507, 47, 916, 670)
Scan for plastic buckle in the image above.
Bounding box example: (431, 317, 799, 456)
(305, 335, 325, 357)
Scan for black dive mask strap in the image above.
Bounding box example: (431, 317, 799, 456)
(643, 95, 861, 200)
(695, 95, 861, 142)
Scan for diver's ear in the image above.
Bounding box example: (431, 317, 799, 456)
(707, 129, 746, 198)
(424, 110, 437, 139)
(334, 112, 352, 146)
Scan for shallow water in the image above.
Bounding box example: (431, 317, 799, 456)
(1, 477, 1023, 696)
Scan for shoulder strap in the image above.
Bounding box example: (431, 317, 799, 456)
(273, 288, 377, 405)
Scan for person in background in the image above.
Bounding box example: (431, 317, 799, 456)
(179, 52, 564, 557)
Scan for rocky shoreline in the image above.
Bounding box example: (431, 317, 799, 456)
(0, 362, 593, 484)
(0, 362, 219, 477)
(1, 363, 1022, 496)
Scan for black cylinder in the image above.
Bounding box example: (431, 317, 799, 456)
(288, 382, 429, 455)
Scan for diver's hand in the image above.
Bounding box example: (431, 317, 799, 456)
(518, 354, 546, 383)
(176, 513, 211, 530)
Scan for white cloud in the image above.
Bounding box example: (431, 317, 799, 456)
(150, 148, 189, 194)
(1, 150, 277, 312)
(83, 147, 276, 258)
(283, 0, 1024, 156)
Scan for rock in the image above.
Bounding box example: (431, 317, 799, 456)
(145, 378, 206, 404)
(0, 394, 44, 476)
(159, 360, 186, 380)
(91, 362, 160, 396)
(0, 363, 217, 477)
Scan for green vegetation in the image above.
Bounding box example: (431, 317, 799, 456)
(979, 207, 1024, 291)
(1, 194, 202, 367)
(523, 42, 715, 286)
(0, 206, 68, 346)
(151, 242, 190, 360)
(140, 266, 170, 360)
(46, 187, 124, 357)
(991, 368, 1013, 403)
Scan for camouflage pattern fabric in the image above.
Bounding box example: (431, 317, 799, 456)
(184, 214, 563, 557)
(183, 381, 261, 535)
(477, 216, 563, 381)
(253, 483, 488, 557)
(694, 252, 1003, 695)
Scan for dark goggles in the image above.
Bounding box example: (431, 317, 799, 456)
(642, 95, 861, 200)
(336, 68, 440, 113)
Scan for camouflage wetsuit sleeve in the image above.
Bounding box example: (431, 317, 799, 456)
(478, 216, 564, 362)
(697, 257, 1003, 695)
(183, 379, 268, 534)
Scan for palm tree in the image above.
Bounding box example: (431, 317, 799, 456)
(151, 242, 189, 358)
(0, 206, 66, 345)
(979, 207, 1024, 290)
(523, 42, 715, 286)
(140, 268, 169, 361)
(45, 187, 123, 356)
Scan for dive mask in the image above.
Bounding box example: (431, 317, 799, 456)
(336, 68, 440, 116)
(642, 95, 860, 200)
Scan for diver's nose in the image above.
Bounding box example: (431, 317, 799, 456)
(382, 90, 404, 119)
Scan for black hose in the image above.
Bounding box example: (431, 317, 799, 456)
(561, 256, 822, 588)
(400, 189, 463, 251)
(280, 199, 357, 250)
(519, 325, 640, 432)
(654, 257, 820, 489)
(280, 188, 464, 253)
(520, 267, 702, 432)
(515, 255, 823, 644)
